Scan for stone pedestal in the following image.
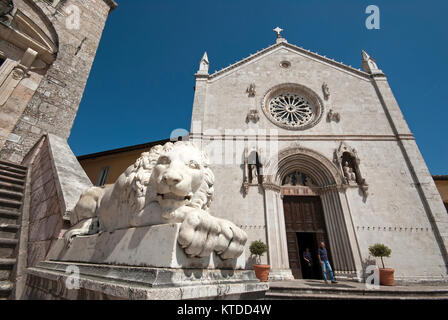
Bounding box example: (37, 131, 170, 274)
(48, 223, 245, 269)
(24, 223, 268, 300)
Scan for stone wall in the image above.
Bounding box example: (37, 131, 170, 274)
(26, 136, 66, 268)
(23, 273, 123, 300)
(0, 0, 117, 163)
(18, 133, 92, 298)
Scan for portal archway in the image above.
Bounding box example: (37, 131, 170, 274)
(262, 146, 360, 280)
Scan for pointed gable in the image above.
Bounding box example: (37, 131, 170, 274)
(207, 41, 370, 82)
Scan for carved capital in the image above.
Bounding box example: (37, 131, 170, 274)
(262, 182, 281, 193)
(11, 66, 28, 80)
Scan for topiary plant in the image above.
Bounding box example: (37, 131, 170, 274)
(249, 240, 268, 264)
(369, 243, 392, 268)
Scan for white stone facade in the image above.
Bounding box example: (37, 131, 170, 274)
(189, 36, 448, 283)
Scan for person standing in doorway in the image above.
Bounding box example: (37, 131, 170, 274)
(318, 242, 337, 284)
(303, 248, 313, 279)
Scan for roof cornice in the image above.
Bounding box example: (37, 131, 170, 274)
(208, 41, 370, 81)
(103, 0, 118, 11)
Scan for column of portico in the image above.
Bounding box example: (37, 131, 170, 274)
(262, 182, 294, 280)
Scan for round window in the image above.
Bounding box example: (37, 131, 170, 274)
(262, 84, 323, 130)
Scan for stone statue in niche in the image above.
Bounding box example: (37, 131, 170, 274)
(334, 142, 369, 197)
(322, 82, 330, 100)
(250, 163, 258, 183)
(247, 150, 261, 184)
(64, 141, 247, 260)
(246, 83, 256, 97)
(343, 161, 357, 183)
(243, 149, 262, 194)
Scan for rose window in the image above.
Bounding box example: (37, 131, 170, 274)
(262, 84, 324, 130)
(268, 93, 314, 128)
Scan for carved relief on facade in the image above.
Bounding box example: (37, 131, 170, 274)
(246, 109, 260, 123)
(246, 83, 256, 97)
(334, 142, 369, 197)
(0, 48, 37, 106)
(327, 109, 340, 122)
(322, 82, 330, 100)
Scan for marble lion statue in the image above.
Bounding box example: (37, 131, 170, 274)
(64, 141, 247, 260)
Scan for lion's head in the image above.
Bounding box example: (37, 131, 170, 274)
(121, 141, 214, 217)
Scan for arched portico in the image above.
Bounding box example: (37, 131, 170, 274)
(262, 146, 362, 281)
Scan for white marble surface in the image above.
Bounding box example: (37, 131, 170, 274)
(50, 223, 245, 269)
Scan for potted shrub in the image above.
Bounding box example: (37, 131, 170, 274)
(249, 240, 270, 282)
(369, 243, 394, 286)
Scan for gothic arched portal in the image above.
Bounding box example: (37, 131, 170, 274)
(262, 146, 362, 280)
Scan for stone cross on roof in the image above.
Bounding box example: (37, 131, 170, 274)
(273, 27, 283, 38)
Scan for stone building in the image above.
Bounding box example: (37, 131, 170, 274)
(434, 175, 448, 212)
(0, 0, 116, 299)
(72, 29, 448, 284)
(0, 5, 447, 298)
(0, 0, 117, 163)
(187, 29, 448, 282)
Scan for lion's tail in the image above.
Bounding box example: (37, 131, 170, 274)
(69, 186, 106, 226)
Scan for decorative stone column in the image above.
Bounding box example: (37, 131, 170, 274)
(262, 182, 294, 280)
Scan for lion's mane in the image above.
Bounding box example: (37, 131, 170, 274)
(121, 141, 215, 214)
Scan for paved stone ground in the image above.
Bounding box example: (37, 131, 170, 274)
(266, 279, 448, 300)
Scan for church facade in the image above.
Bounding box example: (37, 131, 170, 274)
(188, 30, 448, 282)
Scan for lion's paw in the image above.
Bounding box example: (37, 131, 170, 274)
(178, 209, 221, 258)
(177, 209, 247, 260)
(215, 218, 248, 260)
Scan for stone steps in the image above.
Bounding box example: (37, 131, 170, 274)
(0, 174, 24, 186)
(0, 161, 27, 300)
(267, 281, 448, 300)
(266, 291, 448, 300)
(0, 198, 22, 210)
(0, 238, 18, 247)
(0, 160, 27, 171)
(0, 169, 25, 181)
(0, 208, 21, 225)
(0, 189, 23, 202)
(0, 181, 24, 193)
(0, 280, 14, 298)
(0, 164, 26, 176)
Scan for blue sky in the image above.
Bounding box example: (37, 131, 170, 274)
(68, 0, 447, 174)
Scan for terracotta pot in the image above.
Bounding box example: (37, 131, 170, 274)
(379, 268, 394, 286)
(253, 264, 270, 282)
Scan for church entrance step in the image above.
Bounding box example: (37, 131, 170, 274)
(266, 280, 448, 300)
(265, 291, 448, 300)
